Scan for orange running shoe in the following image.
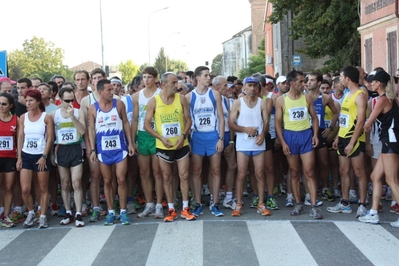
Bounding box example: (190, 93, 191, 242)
(181, 207, 196, 221)
(164, 208, 177, 222)
(162, 199, 168, 208)
(257, 203, 271, 216)
(137, 194, 146, 205)
(231, 203, 243, 217)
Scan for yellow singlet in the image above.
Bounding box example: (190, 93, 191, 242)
(283, 93, 310, 131)
(338, 89, 365, 142)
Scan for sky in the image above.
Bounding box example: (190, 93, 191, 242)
(2, 0, 252, 70)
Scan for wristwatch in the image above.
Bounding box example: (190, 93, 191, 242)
(329, 126, 334, 131)
(182, 134, 188, 139)
(42, 154, 48, 159)
(219, 136, 224, 140)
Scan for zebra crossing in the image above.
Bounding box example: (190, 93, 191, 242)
(1, 220, 398, 266)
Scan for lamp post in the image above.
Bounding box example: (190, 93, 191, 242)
(165, 32, 180, 72)
(99, 0, 104, 70)
(148, 7, 169, 65)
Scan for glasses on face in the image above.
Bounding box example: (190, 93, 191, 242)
(0, 102, 8, 106)
(63, 99, 74, 103)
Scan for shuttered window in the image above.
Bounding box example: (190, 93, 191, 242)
(365, 38, 373, 73)
(387, 31, 397, 76)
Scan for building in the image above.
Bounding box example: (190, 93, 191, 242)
(358, 0, 398, 74)
(70, 61, 122, 79)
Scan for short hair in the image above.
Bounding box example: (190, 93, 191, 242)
(90, 68, 106, 78)
(286, 70, 304, 84)
(31, 77, 42, 83)
(309, 72, 323, 83)
(24, 89, 45, 112)
(185, 71, 194, 77)
(17, 78, 32, 88)
(131, 75, 143, 88)
(47, 81, 59, 94)
(252, 73, 267, 87)
(61, 82, 76, 90)
(341, 66, 359, 83)
(0, 92, 15, 113)
(142, 67, 158, 78)
(74, 70, 90, 80)
(178, 80, 188, 91)
(37, 83, 52, 93)
(332, 76, 340, 85)
(161, 72, 177, 84)
(97, 79, 111, 91)
(51, 75, 66, 82)
(0, 81, 11, 89)
(58, 87, 75, 99)
(227, 76, 238, 83)
(212, 76, 226, 86)
(323, 73, 332, 78)
(321, 79, 331, 87)
(194, 66, 209, 77)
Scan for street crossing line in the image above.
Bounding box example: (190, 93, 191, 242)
(37, 225, 116, 266)
(146, 220, 203, 266)
(335, 221, 399, 266)
(247, 220, 318, 265)
(0, 230, 24, 251)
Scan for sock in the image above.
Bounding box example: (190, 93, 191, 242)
(168, 203, 174, 209)
(93, 206, 100, 211)
(225, 192, 233, 201)
(147, 202, 155, 208)
(120, 209, 126, 214)
(40, 215, 46, 218)
(0, 207, 4, 214)
(350, 190, 356, 196)
(127, 197, 133, 203)
(370, 209, 378, 215)
(75, 212, 82, 217)
(29, 209, 35, 214)
(38, 206, 41, 211)
(15, 206, 22, 213)
(66, 210, 72, 215)
(287, 193, 293, 199)
(305, 193, 310, 200)
(183, 201, 189, 209)
(108, 209, 115, 215)
(156, 203, 162, 209)
(392, 201, 397, 206)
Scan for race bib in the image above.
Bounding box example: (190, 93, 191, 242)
(245, 127, 260, 140)
(196, 114, 215, 130)
(57, 128, 77, 144)
(309, 114, 321, 126)
(339, 114, 349, 128)
(101, 135, 121, 151)
(25, 137, 42, 151)
(288, 107, 307, 121)
(162, 122, 181, 138)
(0, 136, 13, 151)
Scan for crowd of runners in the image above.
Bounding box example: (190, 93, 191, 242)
(0, 64, 398, 229)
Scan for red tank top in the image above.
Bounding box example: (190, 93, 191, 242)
(73, 99, 80, 109)
(0, 115, 18, 158)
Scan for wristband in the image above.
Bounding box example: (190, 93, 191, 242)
(229, 141, 234, 145)
(90, 149, 96, 154)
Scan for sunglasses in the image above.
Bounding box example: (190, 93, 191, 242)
(63, 99, 74, 103)
(0, 102, 8, 106)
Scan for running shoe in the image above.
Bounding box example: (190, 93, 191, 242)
(390, 219, 399, 228)
(309, 207, 323, 219)
(60, 213, 74, 225)
(257, 203, 271, 216)
(304, 198, 323, 206)
(356, 204, 368, 218)
(358, 211, 379, 224)
(390, 203, 399, 214)
(326, 202, 352, 214)
(2, 217, 15, 228)
(23, 212, 37, 227)
(290, 204, 304, 216)
(223, 197, 237, 210)
(126, 202, 136, 214)
(285, 197, 294, 207)
(231, 203, 243, 217)
(38, 216, 48, 229)
(210, 203, 224, 217)
(81, 203, 88, 217)
(266, 197, 279, 210)
(164, 208, 177, 222)
(89, 208, 101, 222)
(321, 189, 335, 202)
(75, 214, 85, 227)
(10, 211, 25, 224)
(192, 204, 203, 217)
(180, 207, 196, 221)
(349, 192, 358, 204)
(249, 195, 259, 208)
(120, 211, 131, 225)
(50, 203, 59, 216)
(279, 183, 286, 195)
(154, 205, 164, 219)
(103, 213, 116, 226)
(201, 185, 210, 196)
(137, 205, 155, 218)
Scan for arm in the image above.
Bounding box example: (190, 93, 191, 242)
(274, 96, 290, 156)
(257, 98, 269, 146)
(364, 97, 388, 132)
(175, 95, 192, 150)
(117, 100, 134, 156)
(214, 90, 225, 153)
(143, 98, 170, 147)
(322, 95, 339, 138)
(80, 96, 92, 157)
(16, 115, 25, 171)
(306, 94, 319, 148)
(37, 114, 54, 171)
(88, 105, 97, 163)
(131, 93, 139, 152)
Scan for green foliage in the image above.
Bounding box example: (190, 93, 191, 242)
(8, 36, 73, 81)
(153, 47, 189, 76)
(211, 54, 223, 76)
(268, 0, 360, 72)
(118, 60, 139, 84)
(239, 39, 266, 79)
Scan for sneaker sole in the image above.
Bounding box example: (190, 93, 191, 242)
(211, 212, 224, 217)
(326, 208, 352, 214)
(359, 219, 379, 224)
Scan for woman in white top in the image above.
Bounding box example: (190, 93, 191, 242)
(16, 89, 54, 229)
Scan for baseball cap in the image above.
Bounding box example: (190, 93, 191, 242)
(243, 76, 259, 84)
(276, 76, 287, 84)
(228, 83, 234, 88)
(0, 77, 16, 85)
(265, 78, 274, 85)
(372, 70, 391, 84)
(366, 71, 376, 83)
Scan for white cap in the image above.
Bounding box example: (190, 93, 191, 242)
(276, 76, 287, 84)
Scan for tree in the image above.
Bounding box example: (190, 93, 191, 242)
(118, 60, 139, 84)
(154, 47, 167, 75)
(8, 36, 73, 81)
(239, 38, 266, 78)
(268, 0, 360, 72)
(153, 47, 189, 76)
(211, 54, 223, 76)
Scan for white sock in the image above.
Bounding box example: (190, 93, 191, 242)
(370, 209, 378, 215)
(75, 212, 82, 217)
(392, 201, 397, 206)
(287, 193, 293, 199)
(108, 209, 115, 215)
(66, 210, 72, 215)
(147, 202, 155, 208)
(14, 206, 22, 213)
(40, 215, 46, 218)
(183, 201, 189, 209)
(29, 209, 35, 214)
(168, 203, 174, 209)
(322, 188, 328, 193)
(156, 203, 162, 209)
(305, 193, 310, 200)
(120, 209, 126, 214)
(225, 192, 233, 201)
(350, 190, 356, 196)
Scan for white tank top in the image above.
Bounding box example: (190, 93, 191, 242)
(138, 88, 161, 131)
(22, 112, 47, 154)
(266, 91, 276, 139)
(190, 88, 218, 132)
(54, 109, 81, 145)
(221, 96, 229, 132)
(236, 97, 265, 151)
(332, 93, 344, 106)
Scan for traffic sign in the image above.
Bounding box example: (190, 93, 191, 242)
(0, 51, 7, 77)
(292, 54, 302, 67)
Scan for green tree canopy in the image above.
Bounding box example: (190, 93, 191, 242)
(268, 0, 360, 72)
(153, 47, 189, 76)
(211, 53, 223, 76)
(239, 38, 265, 78)
(8, 36, 73, 81)
(118, 60, 139, 84)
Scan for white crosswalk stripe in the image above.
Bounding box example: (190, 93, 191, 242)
(1, 220, 399, 265)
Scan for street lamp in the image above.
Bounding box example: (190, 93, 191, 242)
(165, 32, 180, 72)
(99, 0, 105, 70)
(148, 7, 169, 65)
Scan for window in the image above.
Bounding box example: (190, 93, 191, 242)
(365, 38, 373, 73)
(387, 31, 397, 76)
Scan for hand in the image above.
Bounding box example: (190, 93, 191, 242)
(332, 138, 339, 150)
(364, 121, 372, 132)
(312, 135, 319, 148)
(132, 143, 139, 154)
(344, 143, 354, 158)
(175, 135, 185, 150)
(90, 152, 97, 164)
(216, 139, 224, 153)
(36, 157, 47, 171)
(255, 134, 265, 146)
(366, 143, 373, 157)
(321, 128, 330, 138)
(128, 144, 135, 157)
(16, 159, 22, 171)
(274, 138, 282, 150)
(282, 143, 291, 157)
(66, 104, 75, 119)
(161, 137, 173, 149)
(245, 127, 258, 136)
